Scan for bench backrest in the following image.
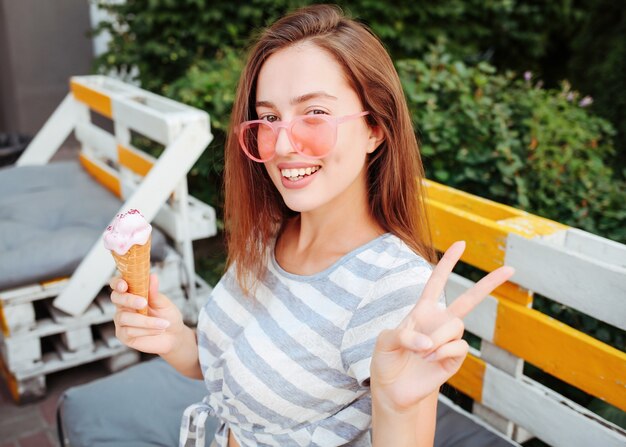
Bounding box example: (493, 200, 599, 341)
(425, 179, 626, 447)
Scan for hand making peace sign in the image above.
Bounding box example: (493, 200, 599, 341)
(370, 240, 515, 412)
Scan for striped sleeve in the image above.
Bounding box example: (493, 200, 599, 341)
(340, 260, 439, 386)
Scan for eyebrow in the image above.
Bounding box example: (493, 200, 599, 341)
(255, 91, 338, 109)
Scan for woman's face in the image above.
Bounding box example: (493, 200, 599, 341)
(255, 42, 381, 214)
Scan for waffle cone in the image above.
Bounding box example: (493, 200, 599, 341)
(111, 235, 151, 315)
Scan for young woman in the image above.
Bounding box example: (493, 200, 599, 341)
(110, 4, 514, 446)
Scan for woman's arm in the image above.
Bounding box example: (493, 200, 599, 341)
(371, 390, 437, 447)
(369, 241, 515, 447)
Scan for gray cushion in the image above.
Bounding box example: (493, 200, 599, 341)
(435, 396, 519, 446)
(0, 161, 167, 290)
(58, 358, 518, 447)
(58, 357, 217, 447)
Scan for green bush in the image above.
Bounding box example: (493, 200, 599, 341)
(92, 0, 576, 92)
(397, 41, 626, 244)
(92, 0, 299, 93)
(568, 0, 626, 179)
(164, 47, 244, 218)
(93, 0, 625, 178)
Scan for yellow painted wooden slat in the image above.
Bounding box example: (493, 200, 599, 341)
(424, 179, 569, 237)
(492, 282, 533, 306)
(117, 144, 154, 177)
(70, 79, 112, 118)
(0, 301, 9, 337)
(40, 277, 69, 288)
(426, 199, 512, 272)
(497, 215, 569, 237)
(0, 356, 20, 403)
(79, 153, 121, 198)
(447, 353, 486, 403)
(425, 180, 568, 273)
(494, 299, 626, 411)
(424, 179, 521, 221)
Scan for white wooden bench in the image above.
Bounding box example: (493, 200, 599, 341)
(425, 180, 626, 446)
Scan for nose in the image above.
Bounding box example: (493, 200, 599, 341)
(273, 126, 296, 157)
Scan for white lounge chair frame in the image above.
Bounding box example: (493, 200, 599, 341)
(16, 75, 217, 317)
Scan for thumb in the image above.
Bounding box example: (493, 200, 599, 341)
(147, 274, 169, 309)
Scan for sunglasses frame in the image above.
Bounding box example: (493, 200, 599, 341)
(237, 111, 370, 163)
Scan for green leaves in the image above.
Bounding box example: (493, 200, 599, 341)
(396, 42, 626, 245)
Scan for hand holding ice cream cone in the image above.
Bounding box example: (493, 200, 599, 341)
(104, 209, 152, 315)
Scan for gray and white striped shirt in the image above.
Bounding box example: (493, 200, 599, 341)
(181, 233, 440, 446)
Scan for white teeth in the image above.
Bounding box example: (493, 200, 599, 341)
(281, 166, 320, 180)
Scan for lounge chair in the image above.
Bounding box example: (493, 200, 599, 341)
(0, 75, 217, 402)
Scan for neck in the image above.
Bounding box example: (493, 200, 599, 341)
(288, 169, 384, 254)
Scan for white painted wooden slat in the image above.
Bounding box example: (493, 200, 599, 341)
(445, 273, 497, 342)
(61, 326, 94, 352)
(480, 340, 523, 377)
(4, 302, 108, 343)
(102, 349, 141, 373)
(112, 97, 175, 145)
(74, 121, 117, 159)
(172, 179, 197, 303)
(80, 75, 202, 115)
(1, 302, 36, 335)
(16, 94, 78, 166)
(475, 341, 526, 438)
(481, 364, 626, 447)
(47, 301, 103, 324)
(0, 337, 41, 367)
(96, 323, 122, 349)
(186, 195, 218, 239)
(14, 341, 129, 380)
(151, 194, 217, 242)
(505, 233, 626, 330)
(95, 295, 116, 317)
(473, 403, 514, 438)
(0, 282, 67, 307)
(565, 228, 626, 268)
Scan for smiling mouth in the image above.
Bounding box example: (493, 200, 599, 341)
(281, 166, 321, 181)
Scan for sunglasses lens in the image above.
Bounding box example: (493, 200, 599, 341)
(241, 122, 276, 162)
(239, 116, 336, 162)
(292, 116, 334, 157)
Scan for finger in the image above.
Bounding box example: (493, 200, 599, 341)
(424, 339, 469, 365)
(147, 274, 170, 310)
(114, 310, 170, 330)
(421, 317, 464, 357)
(118, 326, 167, 339)
(375, 328, 433, 353)
(125, 334, 174, 355)
(416, 241, 465, 308)
(448, 265, 515, 318)
(111, 291, 147, 311)
(109, 276, 128, 293)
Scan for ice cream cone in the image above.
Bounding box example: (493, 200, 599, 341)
(111, 235, 151, 315)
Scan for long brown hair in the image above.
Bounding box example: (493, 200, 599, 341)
(224, 4, 437, 293)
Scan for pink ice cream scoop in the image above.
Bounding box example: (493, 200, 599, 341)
(103, 209, 152, 255)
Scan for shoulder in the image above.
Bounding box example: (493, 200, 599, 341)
(355, 233, 434, 290)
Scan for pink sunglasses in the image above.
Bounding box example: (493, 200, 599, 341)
(237, 111, 370, 163)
